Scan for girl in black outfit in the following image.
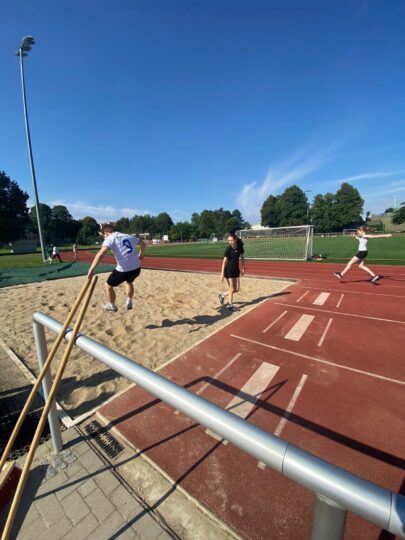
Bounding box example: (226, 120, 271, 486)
(218, 233, 246, 311)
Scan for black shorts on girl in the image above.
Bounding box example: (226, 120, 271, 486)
(355, 250, 368, 260)
(107, 267, 141, 287)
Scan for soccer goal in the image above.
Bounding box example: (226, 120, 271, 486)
(237, 225, 314, 261)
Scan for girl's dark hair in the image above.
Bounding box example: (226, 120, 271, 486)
(229, 232, 244, 248)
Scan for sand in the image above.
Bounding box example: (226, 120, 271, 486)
(0, 269, 290, 418)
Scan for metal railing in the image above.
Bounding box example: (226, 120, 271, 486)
(32, 311, 405, 540)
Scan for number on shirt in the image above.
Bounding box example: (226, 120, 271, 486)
(122, 239, 133, 253)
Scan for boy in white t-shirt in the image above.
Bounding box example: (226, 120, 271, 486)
(87, 223, 146, 312)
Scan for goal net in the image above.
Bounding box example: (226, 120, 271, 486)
(237, 225, 314, 261)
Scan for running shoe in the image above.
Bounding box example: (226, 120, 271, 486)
(126, 299, 133, 310)
(218, 293, 225, 305)
(370, 275, 380, 283)
(102, 303, 118, 312)
(334, 272, 342, 279)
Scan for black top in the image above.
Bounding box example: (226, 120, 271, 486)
(224, 243, 244, 273)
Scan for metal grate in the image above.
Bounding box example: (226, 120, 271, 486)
(0, 361, 51, 460)
(84, 420, 124, 460)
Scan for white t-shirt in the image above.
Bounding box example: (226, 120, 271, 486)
(103, 232, 141, 272)
(357, 237, 368, 251)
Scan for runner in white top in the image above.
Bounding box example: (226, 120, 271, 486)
(334, 226, 392, 283)
(87, 223, 146, 312)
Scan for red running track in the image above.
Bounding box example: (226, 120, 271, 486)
(72, 252, 405, 539)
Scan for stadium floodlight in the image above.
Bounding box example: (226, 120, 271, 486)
(305, 189, 312, 224)
(237, 225, 314, 261)
(16, 36, 46, 262)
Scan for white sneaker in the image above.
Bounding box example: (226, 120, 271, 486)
(126, 300, 133, 310)
(218, 293, 225, 305)
(102, 303, 118, 312)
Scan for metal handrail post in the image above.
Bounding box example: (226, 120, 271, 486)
(311, 494, 347, 540)
(32, 320, 63, 452)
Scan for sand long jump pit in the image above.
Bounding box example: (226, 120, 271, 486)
(0, 269, 291, 420)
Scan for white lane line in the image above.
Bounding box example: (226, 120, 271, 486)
(206, 362, 279, 441)
(274, 374, 308, 437)
(293, 285, 405, 299)
(274, 302, 405, 325)
(284, 314, 314, 341)
(336, 294, 344, 308)
(263, 311, 287, 333)
(174, 352, 242, 415)
(317, 318, 333, 347)
(313, 292, 330, 306)
(259, 373, 308, 469)
(296, 290, 309, 303)
(230, 334, 405, 386)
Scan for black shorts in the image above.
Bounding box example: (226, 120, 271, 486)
(355, 251, 368, 260)
(107, 267, 141, 287)
(224, 266, 240, 279)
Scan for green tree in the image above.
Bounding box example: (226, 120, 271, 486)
(51, 205, 77, 243)
(335, 183, 364, 229)
(261, 195, 280, 227)
(77, 216, 99, 244)
(231, 209, 250, 230)
(0, 171, 29, 243)
(198, 210, 216, 237)
(155, 212, 174, 236)
(392, 203, 405, 225)
(311, 193, 339, 232)
(277, 186, 308, 226)
(116, 217, 130, 233)
(29, 203, 53, 243)
(170, 221, 193, 242)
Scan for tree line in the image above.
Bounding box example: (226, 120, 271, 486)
(0, 171, 249, 244)
(1, 169, 404, 245)
(260, 183, 365, 232)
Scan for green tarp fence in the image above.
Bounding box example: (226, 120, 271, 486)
(0, 262, 114, 288)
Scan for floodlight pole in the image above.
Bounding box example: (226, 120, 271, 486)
(17, 36, 46, 262)
(305, 189, 312, 224)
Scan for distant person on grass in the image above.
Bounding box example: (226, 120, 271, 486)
(87, 223, 146, 312)
(218, 233, 246, 311)
(334, 226, 392, 283)
(51, 245, 63, 263)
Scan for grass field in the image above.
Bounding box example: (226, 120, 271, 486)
(0, 235, 404, 269)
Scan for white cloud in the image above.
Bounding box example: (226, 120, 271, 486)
(29, 199, 151, 222)
(237, 146, 333, 224)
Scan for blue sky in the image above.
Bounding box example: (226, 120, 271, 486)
(1, 0, 405, 225)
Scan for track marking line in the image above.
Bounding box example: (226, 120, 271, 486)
(206, 362, 279, 442)
(284, 314, 314, 341)
(293, 285, 405, 299)
(317, 318, 333, 347)
(274, 373, 308, 437)
(312, 292, 330, 306)
(296, 291, 309, 303)
(230, 334, 405, 386)
(174, 352, 242, 415)
(336, 294, 344, 308)
(258, 373, 308, 469)
(262, 311, 287, 333)
(274, 302, 405, 325)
